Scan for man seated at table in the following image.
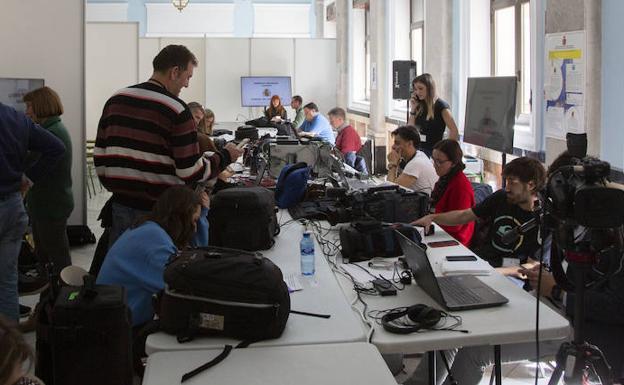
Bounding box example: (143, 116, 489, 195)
(386, 125, 438, 195)
(413, 156, 546, 276)
(297, 102, 335, 144)
(290, 95, 305, 130)
(327, 107, 367, 174)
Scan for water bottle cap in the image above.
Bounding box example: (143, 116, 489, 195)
(303, 231, 311, 237)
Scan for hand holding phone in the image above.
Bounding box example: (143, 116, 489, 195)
(236, 138, 250, 149)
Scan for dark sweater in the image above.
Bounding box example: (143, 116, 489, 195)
(0, 103, 65, 195)
(26, 116, 74, 220)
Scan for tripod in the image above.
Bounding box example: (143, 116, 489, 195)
(548, 248, 614, 385)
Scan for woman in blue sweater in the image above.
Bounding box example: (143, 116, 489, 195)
(97, 186, 209, 326)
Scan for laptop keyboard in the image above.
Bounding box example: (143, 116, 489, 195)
(438, 277, 483, 304)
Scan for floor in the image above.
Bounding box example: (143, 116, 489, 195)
(20, 188, 561, 385)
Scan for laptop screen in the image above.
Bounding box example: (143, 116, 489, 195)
(396, 232, 447, 306)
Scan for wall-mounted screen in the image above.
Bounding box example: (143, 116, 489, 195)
(0, 78, 45, 113)
(463, 76, 517, 154)
(241, 76, 292, 107)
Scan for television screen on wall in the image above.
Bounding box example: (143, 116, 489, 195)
(241, 76, 292, 107)
(463, 76, 517, 154)
(0, 78, 45, 113)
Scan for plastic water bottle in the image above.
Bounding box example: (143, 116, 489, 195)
(300, 232, 315, 276)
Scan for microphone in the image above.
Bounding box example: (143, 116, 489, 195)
(500, 200, 542, 245)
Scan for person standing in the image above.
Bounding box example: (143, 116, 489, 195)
(95, 45, 241, 247)
(407, 73, 459, 157)
(0, 102, 65, 322)
(22, 87, 74, 277)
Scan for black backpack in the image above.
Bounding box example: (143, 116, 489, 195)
(158, 247, 290, 342)
(235, 125, 259, 141)
(209, 187, 280, 251)
(340, 220, 424, 262)
(36, 276, 133, 385)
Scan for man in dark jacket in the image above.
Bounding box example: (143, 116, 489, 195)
(0, 102, 65, 322)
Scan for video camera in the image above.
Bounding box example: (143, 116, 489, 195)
(546, 157, 624, 229)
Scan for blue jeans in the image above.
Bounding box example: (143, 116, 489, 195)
(344, 151, 368, 174)
(0, 192, 28, 321)
(109, 203, 149, 248)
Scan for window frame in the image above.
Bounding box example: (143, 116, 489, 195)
(348, 3, 371, 113)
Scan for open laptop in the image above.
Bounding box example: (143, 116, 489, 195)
(396, 232, 508, 311)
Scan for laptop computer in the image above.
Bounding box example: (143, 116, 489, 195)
(396, 232, 508, 311)
(254, 158, 268, 186)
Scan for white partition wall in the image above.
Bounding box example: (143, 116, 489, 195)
(86, 23, 139, 140)
(86, 24, 336, 134)
(0, 0, 86, 225)
(205, 39, 251, 122)
(295, 39, 337, 115)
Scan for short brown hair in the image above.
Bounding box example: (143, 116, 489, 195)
(153, 45, 198, 73)
(23, 86, 64, 119)
(0, 315, 34, 385)
(433, 139, 464, 169)
(327, 107, 346, 120)
(292, 95, 302, 104)
(391, 125, 421, 149)
(502, 157, 546, 192)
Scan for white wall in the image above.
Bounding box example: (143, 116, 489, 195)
(86, 23, 139, 140)
(0, 0, 86, 226)
(87, 27, 337, 127)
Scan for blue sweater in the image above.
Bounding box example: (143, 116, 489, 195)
(300, 114, 335, 144)
(0, 103, 66, 195)
(97, 207, 209, 326)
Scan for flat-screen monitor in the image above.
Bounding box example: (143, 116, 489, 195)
(463, 76, 517, 154)
(0, 78, 45, 113)
(241, 76, 292, 107)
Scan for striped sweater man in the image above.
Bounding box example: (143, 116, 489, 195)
(94, 82, 230, 211)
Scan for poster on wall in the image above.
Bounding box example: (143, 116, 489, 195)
(544, 31, 585, 140)
(0, 78, 45, 113)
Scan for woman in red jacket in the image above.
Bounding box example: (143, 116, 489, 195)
(429, 139, 475, 246)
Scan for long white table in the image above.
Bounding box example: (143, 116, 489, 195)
(145, 212, 367, 355)
(142, 343, 397, 385)
(335, 225, 571, 354)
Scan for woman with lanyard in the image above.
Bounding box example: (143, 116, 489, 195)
(427, 139, 474, 246)
(408, 73, 459, 157)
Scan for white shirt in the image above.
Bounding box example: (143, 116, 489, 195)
(400, 150, 438, 195)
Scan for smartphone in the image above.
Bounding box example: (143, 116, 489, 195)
(427, 240, 460, 248)
(445, 255, 478, 262)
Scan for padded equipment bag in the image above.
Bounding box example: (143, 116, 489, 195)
(209, 187, 279, 251)
(275, 162, 311, 209)
(340, 220, 423, 262)
(158, 247, 290, 342)
(36, 276, 133, 385)
(235, 125, 259, 141)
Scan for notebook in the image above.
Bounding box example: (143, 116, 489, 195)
(396, 232, 508, 311)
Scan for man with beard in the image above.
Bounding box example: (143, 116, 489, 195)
(413, 156, 546, 276)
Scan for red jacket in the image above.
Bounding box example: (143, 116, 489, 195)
(434, 171, 475, 246)
(335, 124, 362, 155)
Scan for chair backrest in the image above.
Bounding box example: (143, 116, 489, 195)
(471, 182, 493, 205)
(469, 182, 494, 253)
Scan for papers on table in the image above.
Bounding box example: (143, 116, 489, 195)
(440, 258, 492, 276)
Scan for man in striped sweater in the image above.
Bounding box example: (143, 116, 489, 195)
(95, 45, 241, 246)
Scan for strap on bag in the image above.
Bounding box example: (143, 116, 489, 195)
(180, 345, 233, 383)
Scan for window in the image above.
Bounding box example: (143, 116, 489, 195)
(492, 0, 531, 117)
(350, 4, 370, 105)
(410, 0, 424, 75)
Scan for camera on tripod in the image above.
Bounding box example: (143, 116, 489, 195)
(539, 156, 624, 385)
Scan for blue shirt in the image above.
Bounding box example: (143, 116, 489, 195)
(0, 103, 65, 195)
(97, 207, 209, 326)
(300, 114, 335, 144)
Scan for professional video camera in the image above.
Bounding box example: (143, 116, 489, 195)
(524, 157, 624, 385)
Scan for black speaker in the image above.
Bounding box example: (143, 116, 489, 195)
(392, 60, 417, 100)
(566, 132, 587, 159)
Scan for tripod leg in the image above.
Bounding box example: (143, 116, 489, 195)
(493, 345, 502, 385)
(548, 342, 570, 385)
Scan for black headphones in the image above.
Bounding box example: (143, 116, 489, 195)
(381, 304, 442, 334)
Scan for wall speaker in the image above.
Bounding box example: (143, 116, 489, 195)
(392, 60, 417, 100)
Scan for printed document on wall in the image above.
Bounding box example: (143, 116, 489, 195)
(544, 31, 585, 140)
